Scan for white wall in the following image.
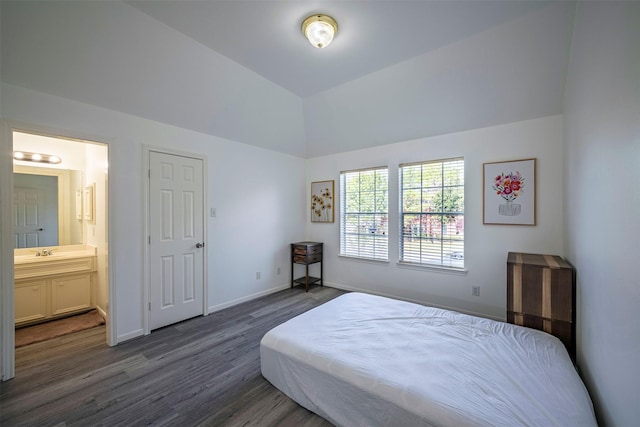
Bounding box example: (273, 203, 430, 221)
(83, 143, 109, 316)
(0, 1, 306, 157)
(563, 2, 640, 425)
(12, 132, 87, 171)
(303, 2, 574, 158)
(1, 82, 307, 343)
(307, 115, 564, 319)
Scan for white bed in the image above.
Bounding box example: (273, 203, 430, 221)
(260, 292, 596, 426)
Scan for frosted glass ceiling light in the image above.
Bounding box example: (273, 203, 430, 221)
(302, 14, 338, 48)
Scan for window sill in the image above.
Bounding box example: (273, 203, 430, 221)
(338, 254, 390, 265)
(397, 261, 468, 275)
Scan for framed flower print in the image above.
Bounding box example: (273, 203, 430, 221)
(311, 180, 334, 223)
(483, 158, 536, 225)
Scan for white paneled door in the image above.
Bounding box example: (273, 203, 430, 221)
(13, 173, 58, 248)
(13, 187, 46, 248)
(149, 151, 205, 330)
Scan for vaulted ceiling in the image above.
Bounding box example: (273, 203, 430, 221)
(0, 1, 575, 157)
(126, 0, 554, 98)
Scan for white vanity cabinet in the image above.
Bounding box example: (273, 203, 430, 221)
(14, 246, 97, 326)
(15, 279, 48, 324)
(51, 273, 92, 316)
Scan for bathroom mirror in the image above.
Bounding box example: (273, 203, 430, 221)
(13, 165, 84, 248)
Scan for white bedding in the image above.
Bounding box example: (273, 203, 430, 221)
(260, 292, 596, 426)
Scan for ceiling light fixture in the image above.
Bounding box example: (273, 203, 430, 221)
(13, 151, 62, 164)
(302, 14, 338, 49)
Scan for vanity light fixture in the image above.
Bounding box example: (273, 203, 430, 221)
(13, 151, 62, 164)
(302, 14, 338, 48)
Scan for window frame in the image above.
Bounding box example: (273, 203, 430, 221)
(398, 157, 465, 270)
(339, 166, 389, 261)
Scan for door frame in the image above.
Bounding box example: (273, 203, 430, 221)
(0, 120, 116, 381)
(142, 145, 208, 335)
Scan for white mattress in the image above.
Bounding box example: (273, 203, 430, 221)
(260, 292, 596, 427)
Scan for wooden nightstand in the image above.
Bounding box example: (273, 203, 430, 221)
(507, 252, 576, 361)
(291, 242, 323, 292)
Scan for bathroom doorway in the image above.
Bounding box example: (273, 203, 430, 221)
(11, 130, 110, 358)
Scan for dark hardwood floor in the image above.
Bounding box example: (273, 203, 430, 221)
(1, 286, 344, 426)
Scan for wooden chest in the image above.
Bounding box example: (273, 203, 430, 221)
(507, 252, 575, 361)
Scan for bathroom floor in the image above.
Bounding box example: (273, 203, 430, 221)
(15, 310, 105, 347)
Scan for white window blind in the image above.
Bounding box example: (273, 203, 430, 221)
(340, 167, 389, 260)
(400, 158, 464, 268)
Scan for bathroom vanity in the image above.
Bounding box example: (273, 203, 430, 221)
(14, 245, 97, 326)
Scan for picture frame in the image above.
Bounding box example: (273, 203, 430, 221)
(311, 180, 334, 223)
(483, 158, 536, 225)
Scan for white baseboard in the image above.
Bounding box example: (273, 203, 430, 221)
(117, 328, 144, 343)
(95, 305, 108, 321)
(326, 281, 505, 322)
(117, 282, 502, 344)
(116, 285, 291, 343)
(208, 284, 291, 314)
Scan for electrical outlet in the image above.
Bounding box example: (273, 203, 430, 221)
(256, 272, 261, 280)
(472, 286, 480, 296)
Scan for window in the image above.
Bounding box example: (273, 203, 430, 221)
(400, 158, 464, 268)
(340, 167, 388, 260)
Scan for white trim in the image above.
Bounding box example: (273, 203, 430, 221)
(13, 165, 72, 245)
(338, 254, 390, 264)
(142, 145, 208, 336)
(396, 261, 468, 275)
(327, 281, 504, 322)
(95, 304, 107, 320)
(208, 284, 291, 314)
(0, 120, 115, 381)
(0, 120, 16, 380)
(117, 328, 144, 343)
(105, 143, 116, 346)
(142, 147, 150, 335)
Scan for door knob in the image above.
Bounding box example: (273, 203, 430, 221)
(196, 242, 205, 248)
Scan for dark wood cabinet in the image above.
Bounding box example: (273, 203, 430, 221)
(291, 242, 323, 292)
(507, 252, 575, 361)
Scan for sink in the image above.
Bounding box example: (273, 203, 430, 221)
(14, 245, 97, 279)
(15, 244, 95, 259)
(14, 250, 96, 264)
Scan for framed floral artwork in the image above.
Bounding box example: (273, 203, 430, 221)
(311, 180, 334, 223)
(483, 158, 536, 225)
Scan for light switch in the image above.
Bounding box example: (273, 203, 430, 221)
(210, 208, 216, 217)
